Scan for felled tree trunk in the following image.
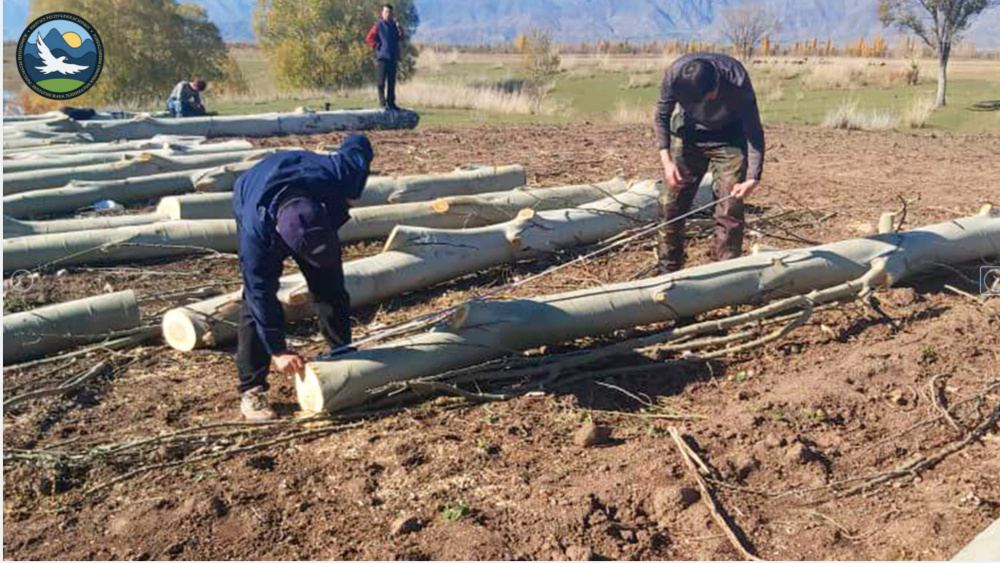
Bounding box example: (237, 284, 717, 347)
(3, 149, 281, 195)
(3, 220, 238, 273)
(3, 290, 141, 365)
(156, 178, 632, 240)
(4, 213, 168, 238)
(2, 135, 245, 156)
(9, 109, 419, 145)
(341, 178, 632, 241)
(160, 180, 661, 351)
(296, 209, 1000, 413)
(190, 163, 527, 206)
(4, 170, 205, 218)
(3, 163, 523, 219)
(3, 141, 258, 172)
(356, 165, 527, 206)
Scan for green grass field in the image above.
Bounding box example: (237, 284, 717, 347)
(34, 77, 85, 93)
(213, 49, 1000, 132)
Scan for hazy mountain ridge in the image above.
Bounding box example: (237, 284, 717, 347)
(4, 0, 998, 47)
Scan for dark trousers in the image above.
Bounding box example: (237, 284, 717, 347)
(236, 255, 351, 393)
(657, 132, 748, 273)
(376, 59, 398, 108)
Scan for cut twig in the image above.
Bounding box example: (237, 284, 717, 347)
(3, 361, 111, 409)
(668, 427, 762, 561)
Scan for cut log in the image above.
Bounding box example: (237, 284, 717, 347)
(340, 178, 633, 241)
(3, 220, 238, 273)
(3, 149, 282, 195)
(4, 213, 168, 238)
(160, 180, 661, 351)
(7, 109, 419, 145)
(2, 135, 218, 156)
(3, 290, 141, 365)
(2, 142, 259, 172)
(295, 209, 1000, 413)
(356, 165, 527, 206)
(953, 516, 1000, 561)
(4, 170, 206, 218)
(156, 178, 633, 239)
(3, 163, 521, 219)
(191, 163, 527, 207)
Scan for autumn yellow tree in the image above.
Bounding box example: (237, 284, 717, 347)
(29, 0, 244, 107)
(255, 0, 418, 90)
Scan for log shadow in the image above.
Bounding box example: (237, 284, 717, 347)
(557, 352, 728, 414)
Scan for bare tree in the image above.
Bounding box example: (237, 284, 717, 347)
(879, 0, 998, 107)
(719, 4, 780, 60)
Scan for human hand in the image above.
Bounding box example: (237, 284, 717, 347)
(662, 160, 683, 190)
(731, 180, 759, 200)
(272, 351, 306, 376)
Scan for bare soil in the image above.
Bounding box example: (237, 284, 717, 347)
(4, 123, 1000, 560)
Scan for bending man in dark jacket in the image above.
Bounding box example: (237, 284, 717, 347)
(653, 52, 765, 273)
(232, 135, 374, 421)
(365, 4, 404, 110)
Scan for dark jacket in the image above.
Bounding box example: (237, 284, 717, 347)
(365, 18, 403, 61)
(232, 136, 372, 355)
(654, 52, 765, 181)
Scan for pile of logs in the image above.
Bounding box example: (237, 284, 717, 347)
(4, 109, 998, 426)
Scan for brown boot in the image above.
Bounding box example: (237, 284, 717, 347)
(240, 386, 276, 422)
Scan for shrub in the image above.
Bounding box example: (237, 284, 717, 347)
(255, 0, 418, 91)
(822, 100, 898, 130)
(30, 0, 243, 107)
(902, 96, 936, 128)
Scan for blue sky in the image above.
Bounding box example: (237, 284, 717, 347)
(28, 20, 92, 46)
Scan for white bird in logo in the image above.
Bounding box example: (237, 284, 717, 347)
(34, 33, 89, 75)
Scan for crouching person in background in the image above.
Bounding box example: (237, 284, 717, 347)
(166, 78, 207, 117)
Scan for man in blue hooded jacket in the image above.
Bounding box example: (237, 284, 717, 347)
(232, 134, 374, 421)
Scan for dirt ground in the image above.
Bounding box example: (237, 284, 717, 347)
(3, 123, 1000, 560)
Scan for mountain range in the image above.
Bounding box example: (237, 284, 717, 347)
(4, 0, 999, 47)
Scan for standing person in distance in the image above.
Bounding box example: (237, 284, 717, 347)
(365, 4, 405, 111)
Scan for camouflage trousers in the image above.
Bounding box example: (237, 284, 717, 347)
(657, 132, 748, 273)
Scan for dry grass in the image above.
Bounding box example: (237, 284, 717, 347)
(418, 47, 461, 73)
(822, 99, 898, 130)
(609, 101, 651, 124)
(560, 53, 675, 73)
(901, 96, 936, 129)
(371, 79, 551, 115)
(622, 72, 658, 89)
(802, 59, 915, 90)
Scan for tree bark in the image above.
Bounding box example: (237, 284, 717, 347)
(156, 178, 630, 239)
(160, 180, 661, 351)
(3, 290, 141, 365)
(3, 149, 282, 195)
(3, 164, 525, 219)
(2, 141, 258, 173)
(2, 135, 247, 156)
(4, 213, 168, 238)
(3, 220, 238, 273)
(296, 210, 1000, 413)
(936, 44, 950, 108)
(6, 109, 419, 145)
(4, 170, 207, 218)
(356, 165, 527, 206)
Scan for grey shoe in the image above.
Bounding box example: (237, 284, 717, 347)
(240, 387, 276, 422)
